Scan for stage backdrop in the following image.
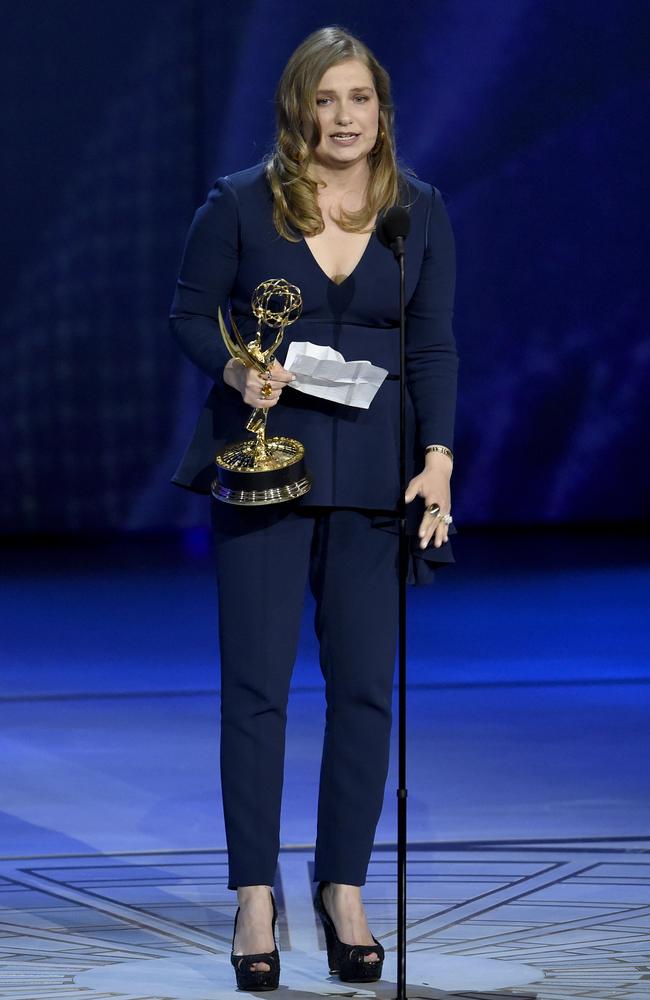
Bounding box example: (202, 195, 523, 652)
(1, 0, 648, 532)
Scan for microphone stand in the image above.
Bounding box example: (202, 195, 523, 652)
(377, 209, 411, 997)
(394, 237, 409, 1000)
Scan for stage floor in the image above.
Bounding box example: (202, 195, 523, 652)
(1, 527, 649, 998)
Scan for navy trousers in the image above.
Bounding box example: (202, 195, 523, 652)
(210, 499, 400, 891)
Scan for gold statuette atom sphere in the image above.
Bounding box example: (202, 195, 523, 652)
(251, 278, 303, 336)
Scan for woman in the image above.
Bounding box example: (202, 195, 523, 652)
(169, 25, 458, 990)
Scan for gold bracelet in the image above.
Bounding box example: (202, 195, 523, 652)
(424, 444, 454, 462)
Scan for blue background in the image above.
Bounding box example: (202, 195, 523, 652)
(2, 0, 648, 532)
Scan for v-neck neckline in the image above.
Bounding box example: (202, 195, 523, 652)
(301, 228, 375, 288)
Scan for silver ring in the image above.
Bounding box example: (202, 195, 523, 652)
(440, 513, 453, 525)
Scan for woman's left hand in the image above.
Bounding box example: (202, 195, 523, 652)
(405, 452, 453, 549)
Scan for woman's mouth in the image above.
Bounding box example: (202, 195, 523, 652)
(330, 133, 360, 145)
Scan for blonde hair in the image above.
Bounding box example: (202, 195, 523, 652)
(263, 25, 414, 241)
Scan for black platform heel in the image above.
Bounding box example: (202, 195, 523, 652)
(314, 881, 385, 982)
(230, 889, 280, 991)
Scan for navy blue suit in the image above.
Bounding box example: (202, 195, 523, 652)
(169, 162, 459, 889)
(169, 161, 459, 576)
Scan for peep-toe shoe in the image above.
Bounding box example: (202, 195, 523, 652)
(313, 880, 385, 982)
(230, 889, 280, 991)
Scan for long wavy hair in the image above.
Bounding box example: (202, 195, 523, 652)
(263, 26, 413, 241)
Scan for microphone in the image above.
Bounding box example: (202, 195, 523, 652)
(377, 206, 410, 260)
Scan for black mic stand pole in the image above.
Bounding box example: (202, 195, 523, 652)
(395, 236, 409, 1000)
(377, 208, 412, 998)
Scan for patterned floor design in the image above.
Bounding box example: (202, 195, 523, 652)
(0, 838, 649, 999)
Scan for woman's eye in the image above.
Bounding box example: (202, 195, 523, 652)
(316, 95, 369, 106)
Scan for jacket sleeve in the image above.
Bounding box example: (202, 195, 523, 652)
(405, 184, 459, 450)
(168, 176, 240, 383)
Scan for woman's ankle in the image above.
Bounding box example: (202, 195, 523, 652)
(236, 884, 273, 904)
(325, 881, 362, 899)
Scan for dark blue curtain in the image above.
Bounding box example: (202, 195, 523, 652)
(2, 0, 647, 531)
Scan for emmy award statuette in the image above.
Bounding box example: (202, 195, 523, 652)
(211, 278, 312, 506)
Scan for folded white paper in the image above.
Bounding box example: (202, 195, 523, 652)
(283, 341, 388, 409)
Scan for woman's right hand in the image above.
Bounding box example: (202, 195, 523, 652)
(223, 358, 296, 408)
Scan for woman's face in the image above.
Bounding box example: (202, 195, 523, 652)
(308, 58, 380, 170)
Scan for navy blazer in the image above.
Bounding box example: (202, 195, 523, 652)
(169, 161, 459, 577)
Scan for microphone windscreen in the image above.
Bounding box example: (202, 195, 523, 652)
(377, 206, 411, 248)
